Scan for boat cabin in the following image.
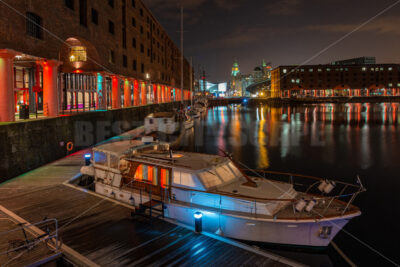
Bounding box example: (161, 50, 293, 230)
(88, 140, 296, 217)
(144, 112, 179, 134)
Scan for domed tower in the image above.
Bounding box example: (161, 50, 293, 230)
(230, 60, 242, 96)
(232, 60, 240, 77)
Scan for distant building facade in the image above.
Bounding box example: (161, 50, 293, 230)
(331, 57, 376, 65)
(271, 63, 400, 98)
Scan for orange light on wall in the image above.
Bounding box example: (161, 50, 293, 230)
(147, 166, 153, 183)
(160, 169, 169, 188)
(134, 165, 143, 181)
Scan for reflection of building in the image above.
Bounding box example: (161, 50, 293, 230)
(271, 61, 400, 98)
(0, 0, 192, 121)
(229, 60, 272, 97)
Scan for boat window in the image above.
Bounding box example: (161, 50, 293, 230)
(228, 162, 242, 178)
(173, 171, 196, 187)
(149, 119, 153, 124)
(164, 118, 168, 124)
(110, 154, 119, 169)
(94, 151, 108, 166)
(198, 171, 222, 188)
(146, 165, 158, 185)
(215, 164, 236, 183)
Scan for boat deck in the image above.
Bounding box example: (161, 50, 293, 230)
(0, 128, 302, 266)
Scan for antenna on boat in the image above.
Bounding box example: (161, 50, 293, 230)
(169, 149, 173, 159)
(218, 148, 257, 187)
(180, 5, 184, 105)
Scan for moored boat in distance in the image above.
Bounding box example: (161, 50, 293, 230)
(144, 112, 179, 135)
(80, 140, 365, 248)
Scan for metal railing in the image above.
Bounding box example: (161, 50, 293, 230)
(0, 218, 60, 259)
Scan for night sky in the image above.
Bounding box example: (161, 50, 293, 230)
(144, 0, 400, 83)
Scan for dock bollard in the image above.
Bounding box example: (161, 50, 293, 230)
(194, 212, 203, 233)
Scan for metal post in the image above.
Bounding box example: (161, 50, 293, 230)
(180, 6, 184, 104)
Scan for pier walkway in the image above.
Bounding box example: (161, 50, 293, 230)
(0, 129, 304, 266)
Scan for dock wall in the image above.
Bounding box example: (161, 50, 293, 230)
(0, 101, 186, 182)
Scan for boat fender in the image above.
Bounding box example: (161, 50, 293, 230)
(80, 166, 95, 177)
(318, 180, 329, 192)
(305, 199, 317, 212)
(324, 181, 336, 194)
(295, 198, 307, 212)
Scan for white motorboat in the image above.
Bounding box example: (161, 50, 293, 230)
(194, 103, 206, 114)
(183, 115, 194, 130)
(187, 107, 200, 118)
(144, 112, 179, 135)
(81, 141, 365, 248)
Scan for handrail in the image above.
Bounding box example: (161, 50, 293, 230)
(242, 169, 362, 189)
(0, 218, 59, 256)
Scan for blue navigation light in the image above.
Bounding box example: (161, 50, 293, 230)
(194, 212, 203, 219)
(84, 153, 91, 166)
(243, 98, 248, 103)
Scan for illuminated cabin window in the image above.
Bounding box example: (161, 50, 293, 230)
(69, 46, 87, 62)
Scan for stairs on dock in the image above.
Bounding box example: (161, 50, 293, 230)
(135, 199, 165, 219)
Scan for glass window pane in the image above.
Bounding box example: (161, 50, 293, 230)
(181, 172, 196, 187)
(228, 162, 242, 177)
(198, 171, 222, 188)
(94, 151, 107, 166)
(215, 165, 236, 182)
(110, 154, 119, 169)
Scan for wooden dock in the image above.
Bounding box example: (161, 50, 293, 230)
(0, 129, 304, 266)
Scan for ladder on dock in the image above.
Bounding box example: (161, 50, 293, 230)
(133, 185, 166, 220)
(136, 199, 165, 219)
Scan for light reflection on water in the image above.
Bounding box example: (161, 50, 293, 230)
(180, 102, 400, 266)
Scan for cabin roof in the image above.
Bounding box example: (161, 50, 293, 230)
(128, 151, 229, 171)
(93, 140, 144, 156)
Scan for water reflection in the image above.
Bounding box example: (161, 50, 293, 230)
(191, 103, 400, 172)
(180, 102, 400, 266)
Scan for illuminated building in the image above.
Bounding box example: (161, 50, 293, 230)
(0, 0, 192, 121)
(271, 62, 400, 98)
(230, 60, 272, 97)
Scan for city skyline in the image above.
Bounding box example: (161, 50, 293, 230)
(145, 0, 400, 83)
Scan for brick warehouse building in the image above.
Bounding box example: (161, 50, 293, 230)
(271, 64, 400, 98)
(0, 0, 192, 122)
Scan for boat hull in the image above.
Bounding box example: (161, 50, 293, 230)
(165, 203, 351, 247)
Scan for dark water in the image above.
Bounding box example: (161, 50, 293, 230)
(178, 103, 400, 266)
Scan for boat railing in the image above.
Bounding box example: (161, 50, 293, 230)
(241, 169, 366, 217)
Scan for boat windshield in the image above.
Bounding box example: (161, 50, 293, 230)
(215, 164, 236, 182)
(198, 170, 221, 188)
(197, 163, 241, 189)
